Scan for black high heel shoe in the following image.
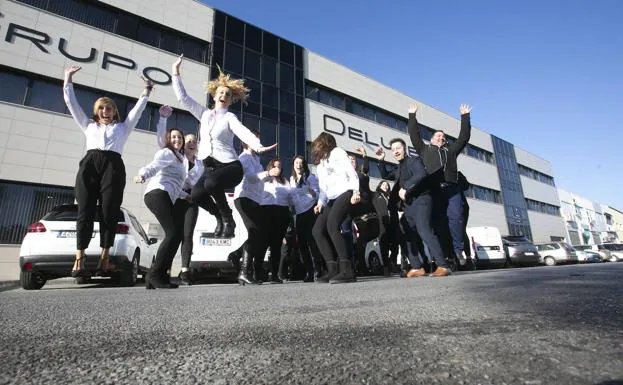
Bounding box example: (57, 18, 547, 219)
(71, 255, 86, 278)
(145, 274, 178, 289)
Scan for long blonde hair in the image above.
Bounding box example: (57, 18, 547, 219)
(205, 65, 250, 104)
(92, 97, 120, 122)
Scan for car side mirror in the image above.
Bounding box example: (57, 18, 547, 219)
(148, 237, 158, 245)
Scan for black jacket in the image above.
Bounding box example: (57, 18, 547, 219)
(377, 155, 432, 205)
(408, 112, 471, 184)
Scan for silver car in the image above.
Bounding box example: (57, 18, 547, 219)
(535, 242, 577, 266)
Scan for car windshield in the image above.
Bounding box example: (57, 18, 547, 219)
(602, 243, 623, 251)
(561, 242, 575, 251)
(503, 236, 531, 244)
(573, 245, 589, 250)
(42, 205, 124, 222)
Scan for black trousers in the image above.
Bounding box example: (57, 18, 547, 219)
(234, 197, 262, 264)
(191, 157, 243, 218)
(75, 149, 125, 250)
(178, 199, 199, 268)
(312, 191, 353, 265)
(295, 207, 323, 276)
(403, 194, 448, 269)
(257, 205, 291, 279)
(144, 190, 185, 278)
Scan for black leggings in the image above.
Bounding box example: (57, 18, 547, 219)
(191, 157, 243, 217)
(258, 205, 291, 279)
(144, 190, 185, 278)
(75, 150, 125, 250)
(312, 191, 353, 264)
(178, 199, 199, 268)
(295, 207, 323, 276)
(234, 197, 262, 262)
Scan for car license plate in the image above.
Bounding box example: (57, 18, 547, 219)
(57, 231, 95, 238)
(524, 252, 534, 256)
(201, 237, 231, 246)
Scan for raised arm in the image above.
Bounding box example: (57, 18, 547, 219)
(374, 147, 397, 181)
(407, 104, 425, 153)
(171, 55, 206, 120)
(62, 66, 90, 131)
(449, 104, 472, 154)
(156, 105, 172, 148)
(124, 77, 153, 129)
(228, 113, 277, 154)
(355, 145, 369, 174)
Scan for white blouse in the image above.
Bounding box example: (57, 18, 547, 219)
(63, 83, 149, 155)
(172, 75, 263, 163)
(260, 178, 292, 208)
(139, 117, 188, 203)
(289, 174, 319, 215)
(156, 116, 204, 193)
(316, 147, 360, 206)
(233, 149, 267, 204)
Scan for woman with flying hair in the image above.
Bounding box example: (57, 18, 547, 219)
(63, 65, 153, 278)
(311, 133, 361, 284)
(171, 55, 276, 239)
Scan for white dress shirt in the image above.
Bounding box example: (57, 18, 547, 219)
(63, 83, 148, 155)
(140, 117, 188, 203)
(260, 178, 292, 208)
(289, 174, 319, 215)
(172, 75, 263, 163)
(156, 116, 204, 193)
(233, 149, 267, 204)
(316, 147, 360, 206)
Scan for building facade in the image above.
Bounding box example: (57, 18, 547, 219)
(603, 206, 623, 243)
(0, 0, 567, 272)
(557, 188, 611, 245)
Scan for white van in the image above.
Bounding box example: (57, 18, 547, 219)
(465, 226, 506, 267)
(190, 193, 249, 279)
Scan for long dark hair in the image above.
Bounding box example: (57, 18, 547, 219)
(267, 158, 286, 185)
(375, 180, 391, 196)
(291, 155, 310, 186)
(166, 128, 185, 162)
(311, 132, 336, 164)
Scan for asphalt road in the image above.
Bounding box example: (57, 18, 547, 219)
(1, 264, 622, 385)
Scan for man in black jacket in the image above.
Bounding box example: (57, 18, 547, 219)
(376, 139, 450, 277)
(408, 103, 472, 267)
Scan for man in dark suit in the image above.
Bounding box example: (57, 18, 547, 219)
(376, 139, 450, 277)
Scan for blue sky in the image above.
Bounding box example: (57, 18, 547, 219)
(203, 0, 623, 209)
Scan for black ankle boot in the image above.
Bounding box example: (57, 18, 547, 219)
(238, 249, 259, 286)
(179, 270, 192, 286)
(330, 260, 357, 284)
(213, 216, 224, 237)
(145, 273, 179, 289)
(315, 261, 338, 283)
(220, 212, 236, 238)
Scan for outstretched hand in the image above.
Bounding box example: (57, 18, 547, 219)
(408, 103, 418, 114)
(133, 176, 145, 184)
(159, 105, 173, 118)
(460, 104, 472, 115)
(355, 145, 367, 157)
(257, 143, 277, 154)
(64, 65, 81, 82)
(375, 147, 385, 160)
(172, 54, 184, 75)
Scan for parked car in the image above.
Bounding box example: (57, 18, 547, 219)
(535, 242, 577, 266)
(19, 204, 157, 290)
(599, 243, 623, 262)
(466, 226, 506, 267)
(574, 244, 613, 262)
(573, 245, 605, 263)
(502, 235, 541, 266)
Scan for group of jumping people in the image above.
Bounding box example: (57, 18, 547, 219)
(63, 54, 473, 289)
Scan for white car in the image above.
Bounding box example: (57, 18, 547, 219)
(19, 204, 157, 290)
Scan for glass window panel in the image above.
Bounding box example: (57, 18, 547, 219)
(279, 39, 294, 65)
(295, 68, 304, 96)
(85, 3, 116, 32)
(280, 111, 295, 126)
(225, 16, 245, 45)
(48, 0, 87, 23)
(279, 63, 294, 92)
(183, 39, 208, 64)
(245, 79, 261, 104)
(28, 80, 65, 113)
(280, 90, 295, 114)
(352, 102, 364, 118)
(245, 24, 262, 52)
(397, 119, 407, 132)
(224, 42, 243, 75)
(116, 12, 139, 39)
(363, 106, 375, 121)
(242, 114, 260, 131)
(262, 31, 279, 58)
(261, 56, 276, 85)
(0, 71, 28, 104)
(279, 123, 296, 171)
(295, 45, 304, 69)
(73, 87, 101, 120)
(176, 112, 199, 136)
(137, 23, 160, 47)
(305, 85, 319, 101)
(262, 84, 278, 108)
(160, 30, 179, 54)
(212, 37, 224, 68)
(260, 119, 277, 149)
(214, 11, 226, 38)
(243, 49, 261, 80)
(319, 89, 332, 106)
(296, 126, 305, 156)
(244, 101, 261, 117)
(296, 95, 304, 116)
(262, 105, 278, 122)
(15, 0, 48, 7)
